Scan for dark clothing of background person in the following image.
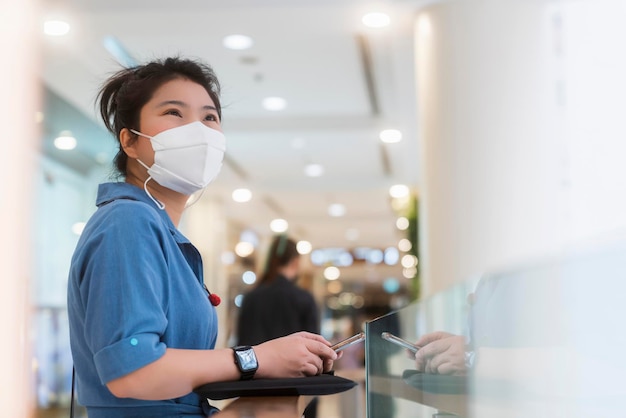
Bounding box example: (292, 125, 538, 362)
(237, 274, 319, 345)
(236, 235, 320, 418)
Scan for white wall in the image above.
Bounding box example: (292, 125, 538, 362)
(416, 0, 626, 297)
(414, 3, 626, 416)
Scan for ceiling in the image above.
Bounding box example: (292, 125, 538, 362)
(39, 0, 424, 285)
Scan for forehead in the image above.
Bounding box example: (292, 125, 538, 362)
(148, 77, 214, 107)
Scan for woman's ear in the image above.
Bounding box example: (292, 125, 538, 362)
(119, 128, 138, 158)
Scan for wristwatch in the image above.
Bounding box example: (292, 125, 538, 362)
(232, 346, 258, 380)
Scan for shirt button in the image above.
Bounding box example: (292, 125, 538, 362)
(130, 338, 138, 346)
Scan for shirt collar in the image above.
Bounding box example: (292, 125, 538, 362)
(95, 182, 190, 244)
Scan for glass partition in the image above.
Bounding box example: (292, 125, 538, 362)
(365, 281, 474, 418)
(365, 240, 626, 418)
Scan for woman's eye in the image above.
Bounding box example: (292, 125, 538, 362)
(165, 109, 182, 117)
(205, 113, 220, 123)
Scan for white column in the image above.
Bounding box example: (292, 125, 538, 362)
(415, 2, 626, 416)
(560, 0, 626, 245)
(0, 0, 39, 415)
(416, 0, 571, 297)
(417, 0, 626, 297)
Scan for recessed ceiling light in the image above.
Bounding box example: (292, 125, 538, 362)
(324, 266, 341, 281)
(242, 271, 257, 285)
(398, 238, 412, 252)
(379, 129, 402, 143)
(328, 203, 346, 217)
(403, 267, 417, 278)
(304, 163, 324, 177)
(54, 131, 76, 150)
(262, 97, 287, 111)
(223, 34, 254, 50)
(384, 247, 400, 265)
(362, 12, 390, 29)
(389, 184, 409, 199)
(297, 240, 312, 255)
(232, 188, 252, 203)
(396, 216, 409, 230)
(235, 241, 255, 257)
(401, 254, 418, 268)
(270, 218, 289, 233)
(44, 20, 70, 36)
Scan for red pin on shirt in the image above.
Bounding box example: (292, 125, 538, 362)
(208, 293, 221, 306)
(203, 283, 221, 306)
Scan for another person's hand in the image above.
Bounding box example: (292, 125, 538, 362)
(254, 332, 339, 378)
(414, 331, 467, 375)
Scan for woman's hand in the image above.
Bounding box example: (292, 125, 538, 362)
(414, 331, 467, 375)
(254, 332, 339, 378)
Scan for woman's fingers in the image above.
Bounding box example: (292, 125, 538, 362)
(255, 332, 343, 378)
(415, 335, 467, 375)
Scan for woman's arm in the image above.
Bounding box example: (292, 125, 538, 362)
(107, 347, 236, 399)
(107, 332, 337, 400)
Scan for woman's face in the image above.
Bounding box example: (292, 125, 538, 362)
(133, 78, 221, 166)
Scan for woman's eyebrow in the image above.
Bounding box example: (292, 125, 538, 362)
(155, 100, 217, 112)
(202, 105, 219, 112)
(155, 100, 188, 108)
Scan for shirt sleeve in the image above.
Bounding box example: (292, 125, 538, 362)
(78, 200, 170, 384)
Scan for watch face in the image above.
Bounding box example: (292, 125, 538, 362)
(237, 348, 258, 371)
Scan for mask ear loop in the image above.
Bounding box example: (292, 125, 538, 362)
(143, 176, 165, 210)
(136, 159, 165, 210)
(128, 130, 166, 210)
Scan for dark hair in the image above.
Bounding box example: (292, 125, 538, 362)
(259, 235, 299, 285)
(97, 56, 222, 177)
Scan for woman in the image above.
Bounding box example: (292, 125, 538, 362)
(236, 235, 319, 346)
(67, 57, 337, 418)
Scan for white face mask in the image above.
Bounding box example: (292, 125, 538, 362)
(131, 121, 226, 204)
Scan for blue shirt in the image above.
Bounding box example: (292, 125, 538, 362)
(67, 182, 218, 417)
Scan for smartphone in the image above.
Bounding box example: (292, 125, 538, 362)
(331, 331, 365, 353)
(381, 332, 421, 353)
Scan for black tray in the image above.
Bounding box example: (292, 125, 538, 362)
(194, 373, 358, 400)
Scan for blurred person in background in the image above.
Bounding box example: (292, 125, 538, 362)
(237, 234, 320, 345)
(236, 234, 321, 417)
